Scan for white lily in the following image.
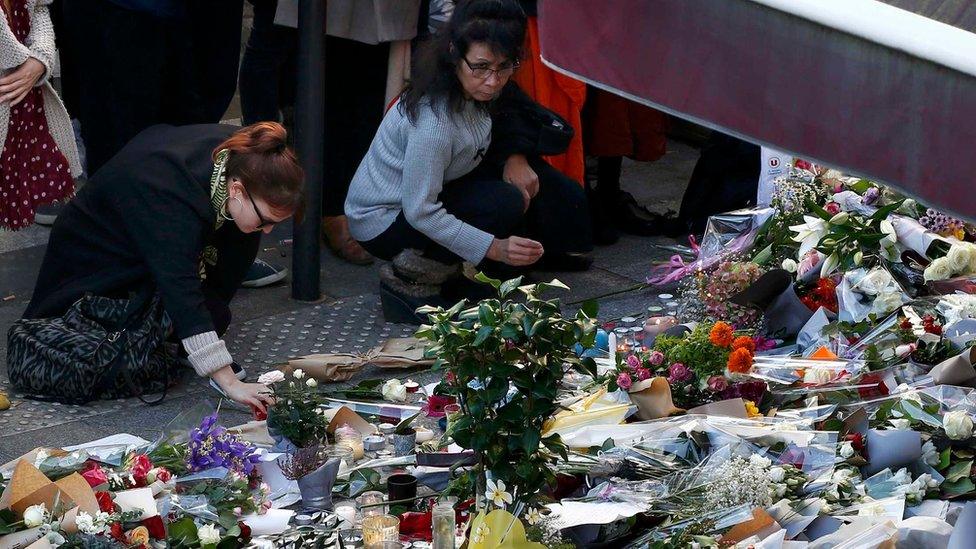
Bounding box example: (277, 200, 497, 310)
(880, 219, 897, 247)
(790, 215, 829, 257)
(821, 253, 840, 277)
(485, 478, 513, 508)
(525, 508, 543, 525)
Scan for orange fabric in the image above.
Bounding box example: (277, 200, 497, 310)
(512, 17, 586, 185)
(583, 87, 668, 161)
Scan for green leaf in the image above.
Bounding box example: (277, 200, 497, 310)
(499, 276, 524, 298)
(168, 517, 199, 543)
(395, 412, 422, 434)
(522, 429, 541, 455)
(944, 459, 972, 483)
(580, 299, 599, 319)
(478, 303, 497, 325)
(850, 179, 873, 193)
(475, 272, 502, 289)
(473, 325, 493, 346)
(938, 448, 952, 471)
(942, 477, 976, 498)
(752, 244, 773, 265)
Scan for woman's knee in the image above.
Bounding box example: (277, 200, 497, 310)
(491, 181, 527, 233)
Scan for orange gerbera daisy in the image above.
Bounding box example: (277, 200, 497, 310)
(709, 322, 735, 347)
(732, 336, 756, 353)
(727, 347, 754, 373)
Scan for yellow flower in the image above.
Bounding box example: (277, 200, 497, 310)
(745, 400, 761, 418)
(127, 526, 150, 546)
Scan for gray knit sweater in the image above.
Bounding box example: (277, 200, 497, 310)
(345, 98, 494, 264)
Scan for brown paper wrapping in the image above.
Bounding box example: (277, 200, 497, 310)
(0, 460, 74, 516)
(323, 406, 376, 436)
(722, 508, 779, 545)
(280, 337, 434, 382)
(628, 377, 684, 420)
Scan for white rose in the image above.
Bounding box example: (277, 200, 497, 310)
(944, 410, 975, 440)
(839, 441, 854, 458)
(198, 523, 222, 545)
(856, 269, 893, 296)
(781, 259, 798, 273)
(769, 466, 786, 483)
(774, 484, 788, 498)
(967, 244, 976, 274)
(382, 379, 407, 403)
(872, 291, 904, 315)
(948, 244, 972, 273)
(749, 454, 772, 468)
(889, 419, 911, 430)
(23, 503, 47, 528)
(257, 370, 286, 385)
(924, 257, 954, 282)
(292, 369, 305, 380)
(804, 368, 834, 385)
(306, 378, 318, 388)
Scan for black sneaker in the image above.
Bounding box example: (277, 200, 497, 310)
(34, 202, 64, 226)
(378, 264, 453, 324)
(241, 259, 288, 288)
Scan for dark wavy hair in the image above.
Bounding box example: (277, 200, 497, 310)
(399, 0, 527, 122)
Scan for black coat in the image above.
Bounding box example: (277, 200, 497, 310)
(24, 124, 260, 340)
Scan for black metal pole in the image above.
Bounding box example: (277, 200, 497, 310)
(292, 0, 325, 301)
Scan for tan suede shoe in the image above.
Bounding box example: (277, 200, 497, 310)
(322, 215, 375, 266)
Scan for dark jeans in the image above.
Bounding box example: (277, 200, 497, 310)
(360, 157, 593, 268)
(238, 1, 389, 216)
(60, 0, 244, 175)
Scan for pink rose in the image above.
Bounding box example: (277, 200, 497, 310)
(794, 159, 813, 171)
(824, 202, 841, 215)
(616, 372, 633, 391)
(82, 463, 109, 488)
(707, 375, 730, 392)
(648, 351, 665, 366)
(626, 355, 641, 370)
(797, 250, 823, 277)
(667, 362, 692, 383)
(636, 368, 652, 381)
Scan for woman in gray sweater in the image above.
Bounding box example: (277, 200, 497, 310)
(346, 0, 542, 322)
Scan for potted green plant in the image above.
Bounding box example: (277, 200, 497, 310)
(391, 412, 421, 457)
(416, 275, 598, 516)
(260, 368, 328, 452)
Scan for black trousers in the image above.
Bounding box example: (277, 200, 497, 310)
(238, 0, 389, 216)
(59, 0, 244, 175)
(360, 157, 593, 267)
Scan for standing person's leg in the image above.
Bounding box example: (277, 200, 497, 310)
(61, 0, 170, 175)
(238, 0, 298, 125)
(321, 37, 390, 266)
(179, 0, 246, 124)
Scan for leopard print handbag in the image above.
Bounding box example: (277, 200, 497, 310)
(6, 288, 178, 405)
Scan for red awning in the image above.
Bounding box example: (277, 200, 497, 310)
(538, 0, 976, 220)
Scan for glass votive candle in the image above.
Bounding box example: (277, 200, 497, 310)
(335, 424, 365, 460)
(644, 315, 678, 346)
(358, 490, 387, 517)
(443, 404, 462, 433)
(334, 501, 359, 530)
(361, 514, 400, 548)
(431, 501, 456, 549)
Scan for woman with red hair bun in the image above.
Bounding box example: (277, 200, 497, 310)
(12, 122, 304, 410)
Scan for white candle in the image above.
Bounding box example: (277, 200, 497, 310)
(608, 332, 617, 365)
(334, 503, 357, 529)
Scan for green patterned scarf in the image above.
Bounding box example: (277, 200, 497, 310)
(200, 149, 230, 277)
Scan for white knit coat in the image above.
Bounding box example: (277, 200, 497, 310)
(0, 0, 81, 177)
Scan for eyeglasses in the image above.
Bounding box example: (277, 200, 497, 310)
(462, 57, 519, 80)
(245, 189, 276, 229)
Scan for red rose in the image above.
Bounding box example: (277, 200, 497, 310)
(95, 491, 115, 513)
(251, 405, 268, 421)
(398, 511, 433, 542)
(141, 516, 167, 540)
(130, 454, 153, 486)
(237, 521, 252, 544)
(110, 522, 126, 542)
(81, 463, 109, 488)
